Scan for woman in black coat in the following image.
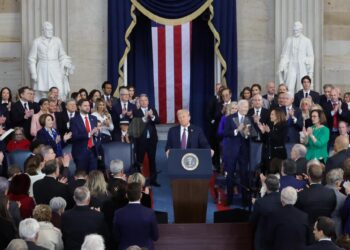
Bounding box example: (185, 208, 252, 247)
(0, 195, 17, 249)
(258, 108, 287, 174)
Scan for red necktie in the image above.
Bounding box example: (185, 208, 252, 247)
(84, 116, 93, 148)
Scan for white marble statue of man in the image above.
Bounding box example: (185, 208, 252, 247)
(28, 21, 74, 100)
(279, 21, 314, 94)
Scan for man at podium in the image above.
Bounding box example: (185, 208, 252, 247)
(165, 109, 211, 156)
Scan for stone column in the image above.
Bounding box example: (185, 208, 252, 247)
(275, 0, 324, 92)
(21, 0, 68, 87)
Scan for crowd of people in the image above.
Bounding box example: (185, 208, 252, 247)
(0, 74, 350, 249)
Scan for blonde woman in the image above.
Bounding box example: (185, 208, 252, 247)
(91, 98, 114, 143)
(127, 173, 151, 208)
(85, 170, 109, 209)
(299, 97, 313, 128)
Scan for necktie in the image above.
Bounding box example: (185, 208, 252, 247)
(332, 103, 338, 129)
(69, 112, 73, 119)
(240, 116, 244, 124)
(181, 128, 187, 149)
(24, 103, 28, 110)
(255, 110, 259, 116)
(107, 96, 110, 102)
(123, 103, 127, 111)
(84, 116, 93, 148)
(305, 92, 308, 98)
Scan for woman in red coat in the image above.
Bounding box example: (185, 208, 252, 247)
(6, 127, 30, 152)
(7, 173, 35, 218)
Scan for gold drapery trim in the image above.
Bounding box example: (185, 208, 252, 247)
(207, 4, 227, 87)
(114, 4, 137, 97)
(131, 0, 213, 26)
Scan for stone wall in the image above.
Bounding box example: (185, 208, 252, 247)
(324, 0, 350, 94)
(0, 0, 21, 96)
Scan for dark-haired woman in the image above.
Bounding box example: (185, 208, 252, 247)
(0, 195, 17, 249)
(36, 114, 71, 158)
(7, 173, 35, 218)
(302, 109, 330, 163)
(258, 108, 288, 173)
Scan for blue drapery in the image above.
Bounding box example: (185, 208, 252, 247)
(108, 0, 237, 126)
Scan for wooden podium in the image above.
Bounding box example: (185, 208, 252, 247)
(168, 149, 212, 223)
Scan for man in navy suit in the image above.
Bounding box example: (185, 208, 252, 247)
(113, 182, 159, 250)
(70, 99, 98, 172)
(223, 99, 256, 206)
(111, 86, 136, 139)
(165, 109, 211, 156)
(134, 94, 161, 187)
(101, 81, 118, 111)
(283, 92, 303, 143)
(294, 75, 320, 107)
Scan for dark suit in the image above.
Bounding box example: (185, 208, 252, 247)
(134, 107, 160, 183)
(55, 110, 77, 138)
(102, 94, 118, 112)
(296, 184, 336, 228)
(61, 205, 108, 250)
(0, 104, 10, 129)
(36, 128, 63, 157)
(296, 157, 308, 175)
(250, 192, 282, 250)
(247, 107, 269, 142)
(319, 94, 331, 111)
(11, 100, 35, 139)
(26, 241, 48, 250)
(33, 176, 73, 208)
(282, 106, 303, 143)
(326, 150, 349, 173)
(111, 100, 136, 138)
(294, 90, 320, 108)
(70, 114, 98, 172)
(262, 94, 278, 109)
(280, 175, 307, 191)
(266, 205, 310, 250)
(165, 124, 210, 151)
(303, 240, 345, 250)
(113, 203, 159, 250)
(223, 113, 256, 204)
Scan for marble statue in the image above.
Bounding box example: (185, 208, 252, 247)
(279, 21, 314, 94)
(28, 21, 74, 100)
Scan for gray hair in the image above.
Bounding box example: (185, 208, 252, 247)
(265, 174, 280, 192)
(281, 186, 298, 205)
(40, 145, 54, 158)
(65, 98, 76, 106)
(110, 159, 124, 175)
(49, 197, 67, 213)
(127, 172, 145, 187)
(326, 168, 344, 186)
(73, 186, 90, 205)
(81, 234, 105, 250)
(292, 144, 307, 158)
(6, 239, 28, 250)
(284, 91, 294, 99)
(237, 99, 249, 108)
(19, 218, 40, 241)
(126, 246, 142, 250)
(0, 177, 9, 194)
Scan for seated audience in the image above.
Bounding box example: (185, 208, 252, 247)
(128, 173, 152, 208)
(0, 195, 17, 250)
(19, 218, 47, 249)
(6, 127, 30, 153)
(61, 186, 108, 250)
(279, 159, 307, 191)
(305, 216, 344, 250)
(81, 234, 105, 250)
(85, 170, 110, 209)
(326, 136, 350, 172)
(325, 169, 346, 237)
(49, 197, 66, 229)
(266, 186, 309, 250)
(250, 175, 281, 249)
(290, 144, 308, 175)
(113, 182, 159, 250)
(7, 173, 35, 218)
(296, 162, 336, 228)
(32, 204, 64, 250)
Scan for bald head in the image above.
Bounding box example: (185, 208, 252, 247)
(334, 135, 349, 153)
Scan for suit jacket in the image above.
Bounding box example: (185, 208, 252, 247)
(26, 241, 48, 250)
(0, 103, 10, 129)
(55, 110, 78, 138)
(70, 113, 97, 160)
(33, 176, 73, 208)
(11, 100, 35, 139)
(302, 240, 345, 250)
(319, 94, 331, 110)
(282, 106, 303, 143)
(165, 124, 210, 151)
(250, 192, 282, 250)
(262, 94, 278, 108)
(111, 100, 136, 129)
(325, 185, 346, 237)
(296, 184, 336, 227)
(324, 101, 350, 129)
(36, 128, 63, 157)
(326, 150, 349, 173)
(294, 90, 320, 108)
(266, 205, 310, 250)
(296, 157, 308, 175)
(61, 205, 108, 250)
(134, 107, 160, 144)
(247, 107, 269, 142)
(280, 175, 307, 191)
(113, 203, 159, 250)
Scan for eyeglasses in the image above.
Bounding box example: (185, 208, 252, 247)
(15, 133, 23, 136)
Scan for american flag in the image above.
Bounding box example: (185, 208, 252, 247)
(151, 22, 192, 123)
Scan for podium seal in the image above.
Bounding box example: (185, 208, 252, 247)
(181, 153, 199, 171)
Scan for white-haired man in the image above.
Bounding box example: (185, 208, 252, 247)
(291, 144, 308, 175)
(266, 187, 309, 250)
(19, 218, 47, 249)
(283, 91, 303, 143)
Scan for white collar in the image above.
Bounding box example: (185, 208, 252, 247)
(129, 201, 141, 204)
